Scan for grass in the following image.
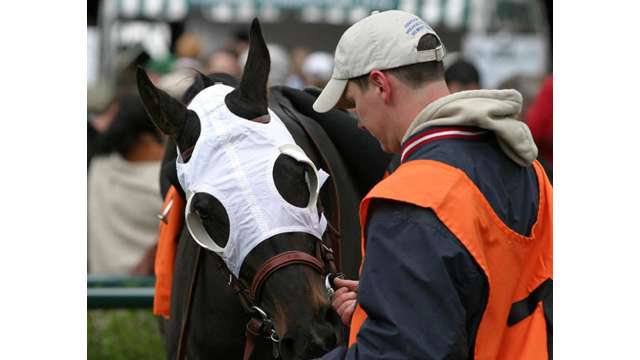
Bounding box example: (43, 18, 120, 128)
(88, 309, 165, 360)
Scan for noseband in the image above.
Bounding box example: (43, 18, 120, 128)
(250, 250, 324, 303)
(241, 237, 338, 360)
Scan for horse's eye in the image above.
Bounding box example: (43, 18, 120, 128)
(189, 192, 230, 248)
(195, 207, 209, 219)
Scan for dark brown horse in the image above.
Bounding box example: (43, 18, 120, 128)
(138, 18, 391, 359)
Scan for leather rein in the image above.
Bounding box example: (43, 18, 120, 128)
(175, 102, 344, 360)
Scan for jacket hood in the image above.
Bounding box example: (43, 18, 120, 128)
(403, 89, 538, 166)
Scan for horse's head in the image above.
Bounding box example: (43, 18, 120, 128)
(137, 18, 339, 359)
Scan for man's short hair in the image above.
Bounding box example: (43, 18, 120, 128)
(445, 59, 480, 86)
(351, 34, 445, 90)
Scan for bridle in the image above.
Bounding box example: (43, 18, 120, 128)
(176, 206, 341, 360)
(174, 103, 345, 360)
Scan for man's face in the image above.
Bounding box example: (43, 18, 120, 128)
(343, 80, 395, 152)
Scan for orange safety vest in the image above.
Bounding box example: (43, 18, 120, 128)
(153, 186, 186, 318)
(348, 159, 553, 359)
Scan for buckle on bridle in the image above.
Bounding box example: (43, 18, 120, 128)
(250, 306, 280, 343)
(324, 272, 344, 300)
(250, 305, 269, 321)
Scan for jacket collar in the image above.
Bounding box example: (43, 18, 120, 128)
(401, 89, 538, 166)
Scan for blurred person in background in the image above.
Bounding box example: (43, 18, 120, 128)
(286, 46, 310, 89)
(205, 48, 242, 80)
(497, 74, 543, 121)
(526, 74, 553, 180)
(89, 48, 152, 168)
(88, 95, 166, 275)
(227, 29, 249, 58)
(87, 81, 118, 168)
(158, 32, 203, 99)
(444, 58, 481, 93)
(302, 51, 334, 89)
(239, 43, 290, 86)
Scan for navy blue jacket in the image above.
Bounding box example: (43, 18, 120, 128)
(320, 126, 539, 359)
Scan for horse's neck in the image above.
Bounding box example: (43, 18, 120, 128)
(268, 89, 324, 170)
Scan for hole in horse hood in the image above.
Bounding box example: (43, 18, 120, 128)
(178, 84, 330, 277)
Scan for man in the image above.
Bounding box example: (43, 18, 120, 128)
(158, 32, 203, 99)
(313, 10, 552, 359)
(88, 95, 166, 275)
(206, 48, 242, 80)
(302, 51, 335, 88)
(444, 58, 481, 93)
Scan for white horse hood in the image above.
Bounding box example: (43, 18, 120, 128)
(177, 84, 329, 277)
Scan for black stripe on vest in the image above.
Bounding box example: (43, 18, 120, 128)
(508, 278, 553, 359)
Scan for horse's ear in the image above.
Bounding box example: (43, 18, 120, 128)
(137, 67, 200, 154)
(225, 18, 270, 120)
(195, 70, 216, 88)
(136, 67, 189, 138)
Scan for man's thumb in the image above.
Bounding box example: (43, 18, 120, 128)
(334, 278, 359, 291)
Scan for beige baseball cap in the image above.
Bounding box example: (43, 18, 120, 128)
(313, 10, 446, 113)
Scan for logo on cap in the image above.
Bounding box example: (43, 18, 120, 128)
(404, 17, 426, 37)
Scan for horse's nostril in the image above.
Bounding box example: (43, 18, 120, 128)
(317, 324, 338, 350)
(280, 335, 296, 360)
(280, 325, 337, 359)
(324, 306, 340, 326)
(327, 332, 338, 349)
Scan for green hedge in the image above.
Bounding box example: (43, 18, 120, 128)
(88, 309, 165, 359)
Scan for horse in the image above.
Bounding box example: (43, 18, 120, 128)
(138, 18, 392, 359)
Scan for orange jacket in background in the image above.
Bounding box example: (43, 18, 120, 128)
(153, 186, 185, 318)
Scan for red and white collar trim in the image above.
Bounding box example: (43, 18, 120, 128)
(401, 127, 488, 163)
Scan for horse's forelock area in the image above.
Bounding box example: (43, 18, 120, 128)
(182, 72, 239, 105)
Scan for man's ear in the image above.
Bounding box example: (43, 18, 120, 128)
(369, 70, 391, 103)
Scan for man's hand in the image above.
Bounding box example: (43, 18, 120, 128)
(332, 278, 359, 326)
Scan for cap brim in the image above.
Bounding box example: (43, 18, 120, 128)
(312, 78, 348, 113)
